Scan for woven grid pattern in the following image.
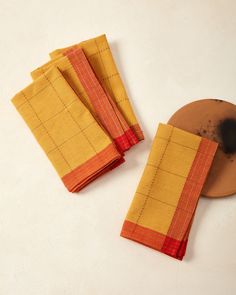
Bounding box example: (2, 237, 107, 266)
(12, 66, 123, 192)
(49, 34, 144, 141)
(65, 48, 139, 152)
(121, 123, 218, 260)
(31, 48, 139, 153)
(31, 55, 95, 114)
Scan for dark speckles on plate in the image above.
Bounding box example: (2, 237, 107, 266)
(218, 118, 236, 154)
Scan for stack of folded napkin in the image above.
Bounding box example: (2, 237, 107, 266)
(12, 34, 144, 192)
(12, 35, 220, 260)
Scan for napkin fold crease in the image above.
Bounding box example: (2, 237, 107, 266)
(12, 67, 123, 192)
(12, 34, 143, 191)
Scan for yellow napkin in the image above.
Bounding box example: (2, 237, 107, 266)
(49, 34, 144, 141)
(12, 66, 123, 192)
(121, 123, 218, 260)
(32, 48, 139, 153)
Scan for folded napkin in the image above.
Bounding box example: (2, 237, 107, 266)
(49, 34, 144, 141)
(32, 48, 138, 153)
(121, 123, 218, 260)
(12, 66, 123, 192)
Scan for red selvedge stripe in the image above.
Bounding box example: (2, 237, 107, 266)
(130, 124, 144, 141)
(121, 220, 166, 251)
(113, 128, 139, 152)
(62, 143, 124, 192)
(121, 220, 187, 260)
(125, 128, 139, 146)
(160, 138, 218, 259)
(64, 48, 139, 153)
(121, 138, 218, 260)
(61, 46, 144, 143)
(73, 156, 125, 192)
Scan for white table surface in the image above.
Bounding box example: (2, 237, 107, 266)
(1, 1, 236, 294)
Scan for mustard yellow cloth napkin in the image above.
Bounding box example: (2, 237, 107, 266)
(49, 34, 144, 141)
(12, 66, 123, 192)
(121, 123, 218, 260)
(32, 48, 139, 153)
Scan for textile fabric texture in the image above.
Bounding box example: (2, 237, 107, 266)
(121, 123, 218, 260)
(32, 47, 138, 153)
(49, 34, 144, 141)
(12, 34, 144, 192)
(12, 67, 123, 192)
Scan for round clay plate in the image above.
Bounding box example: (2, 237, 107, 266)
(168, 99, 236, 198)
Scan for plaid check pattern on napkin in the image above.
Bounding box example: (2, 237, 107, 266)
(50, 34, 144, 141)
(12, 67, 123, 192)
(32, 47, 138, 153)
(121, 123, 218, 260)
(12, 34, 143, 192)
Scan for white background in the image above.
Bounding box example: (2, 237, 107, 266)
(1, 1, 236, 294)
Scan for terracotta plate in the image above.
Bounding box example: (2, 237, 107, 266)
(168, 99, 236, 198)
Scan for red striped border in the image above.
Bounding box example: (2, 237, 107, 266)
(62, 143, 124, 192)
(161, 138, 218, 259)
(121, 137, 218, 260)
(64, 48, 140, 153)
(114, 128, 139, 152)
(130, 124, 144, 141)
